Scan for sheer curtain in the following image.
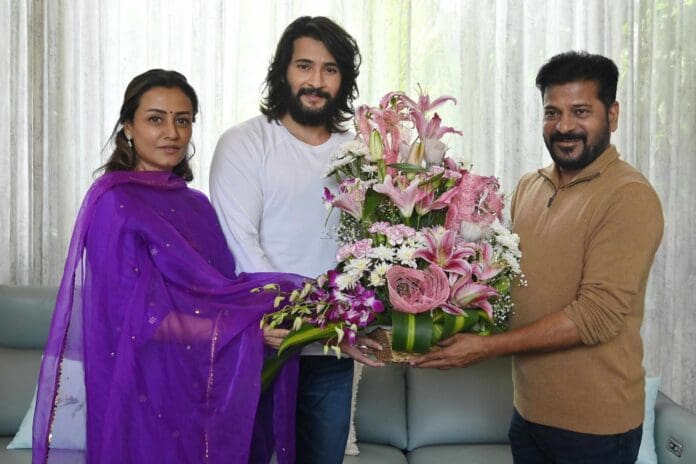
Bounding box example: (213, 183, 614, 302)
(2, 0, 695, 412)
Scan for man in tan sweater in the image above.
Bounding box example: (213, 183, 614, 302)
(413, 51, 663, 463)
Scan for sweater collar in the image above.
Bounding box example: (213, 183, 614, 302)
(538, 145, 620, 188)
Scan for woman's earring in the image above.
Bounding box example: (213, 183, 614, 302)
(126, 136, 133, 148)
(186, 142, 196, 160)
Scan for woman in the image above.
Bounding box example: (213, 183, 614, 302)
(32, 69, 301, 464)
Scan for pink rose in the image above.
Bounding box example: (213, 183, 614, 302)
(386, 264, 450, 314)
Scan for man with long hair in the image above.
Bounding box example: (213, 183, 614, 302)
(210, 16, 380, 464)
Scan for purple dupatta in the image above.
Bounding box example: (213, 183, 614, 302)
(32, 171, 303, 463)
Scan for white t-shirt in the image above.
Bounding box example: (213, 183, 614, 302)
(210, 115, 354, 278)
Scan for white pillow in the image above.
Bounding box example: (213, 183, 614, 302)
(344, 362, 363, 456)
(636, 376, 660, 464)
(6, 358, 86, 450)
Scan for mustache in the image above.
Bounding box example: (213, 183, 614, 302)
(297, 87, 332, 99)
(550, 132, 586, 143)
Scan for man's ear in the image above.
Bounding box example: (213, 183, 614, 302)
(608, 101, 619, 132)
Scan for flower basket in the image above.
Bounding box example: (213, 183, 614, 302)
(258, 90, 524, 384)
(367, 327, 439, 363)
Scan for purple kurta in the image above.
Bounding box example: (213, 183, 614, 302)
(32, 171, 302, 463)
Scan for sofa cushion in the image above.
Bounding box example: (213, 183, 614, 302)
(0, 285, 56, 349)
(407, 443, 512, 464)
(342, 442, 408, 464)
(354, 364, 408, 449)
(406, 356, 514, 450)
(0, 437, 31, 464)
(655, 391, 696, 464)
(0, 348, 42, 436)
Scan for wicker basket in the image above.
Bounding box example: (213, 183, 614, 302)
(368, 327, 439, 363)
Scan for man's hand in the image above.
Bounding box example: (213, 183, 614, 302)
(263, 327, 289, 349)
(340, 335, 385, 368)
(410, 333, 491, 369)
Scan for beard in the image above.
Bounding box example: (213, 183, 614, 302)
(285, 84, 339, 127)
(544, 119, 611, 171)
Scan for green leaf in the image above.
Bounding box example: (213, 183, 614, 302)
(431, 322, 445, 344)
(261, 347, 299, 391)
(362, 189, 388, 219)
(387, 162, 428, 173)
(418, 172, 444, 187)
(391, 311, 433, 353)
(441, 310, 480, 339)
(277, 323, 340, 356)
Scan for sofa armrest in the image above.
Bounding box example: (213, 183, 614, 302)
(655, 391, 696, 463)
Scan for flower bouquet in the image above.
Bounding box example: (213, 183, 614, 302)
(259, 90, 522, 376)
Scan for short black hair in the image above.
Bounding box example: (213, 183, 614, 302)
(260, 16, 361, 133)
(535, 51, 619, 109)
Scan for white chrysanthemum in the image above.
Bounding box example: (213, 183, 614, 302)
(396, 246, 418, 267)
(361, 164, 379, 174)
(502, 251, 521, 273)
(340, 140, 369, 156)
(324, 157, 356, 177)
(336, 272, 361, 290)
(374, 262, 392, 276)
(368, 271, 385, 287)
(497, 232, 520, 251)
(405, 233, 427, 248)
(490, 220, 521, 252)
(370, 245, 394, 261)
(345, 257, 372, 274)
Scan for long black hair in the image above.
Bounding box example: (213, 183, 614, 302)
(260, 16, 361, 133)
(99, 69, 199, 181)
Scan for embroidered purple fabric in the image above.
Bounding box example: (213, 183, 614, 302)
(32, 171, 304, 463)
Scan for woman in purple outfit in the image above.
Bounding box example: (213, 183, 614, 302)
(32, 69, 302, 464)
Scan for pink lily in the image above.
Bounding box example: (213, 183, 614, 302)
(411, 112, 462, 144)
(331, 179, 366, 220)
(372, 174, 428, 218)
(355, 105, 373, 146)
(398, 93, 458, 114)
(371, 107, 410, 165)
(414, 227, 474, 276)
(443, 277, 499, 318)
(471, 242, 504, 282)
(415, 184, 460, 215)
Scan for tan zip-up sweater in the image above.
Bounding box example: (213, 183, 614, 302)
(510, 145, 663, 434)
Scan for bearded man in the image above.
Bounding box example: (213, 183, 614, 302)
(413, 51, 664, 464)
(210, 16, 381, 464)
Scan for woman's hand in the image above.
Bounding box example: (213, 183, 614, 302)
(263, 327, 290, 349)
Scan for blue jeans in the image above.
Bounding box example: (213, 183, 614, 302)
(508, 409, 642, 464)
(295, 356, 354, 464)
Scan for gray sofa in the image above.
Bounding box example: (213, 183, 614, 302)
(2, 285, 695, 464)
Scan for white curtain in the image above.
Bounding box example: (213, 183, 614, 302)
(2, 0, 695, 413)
